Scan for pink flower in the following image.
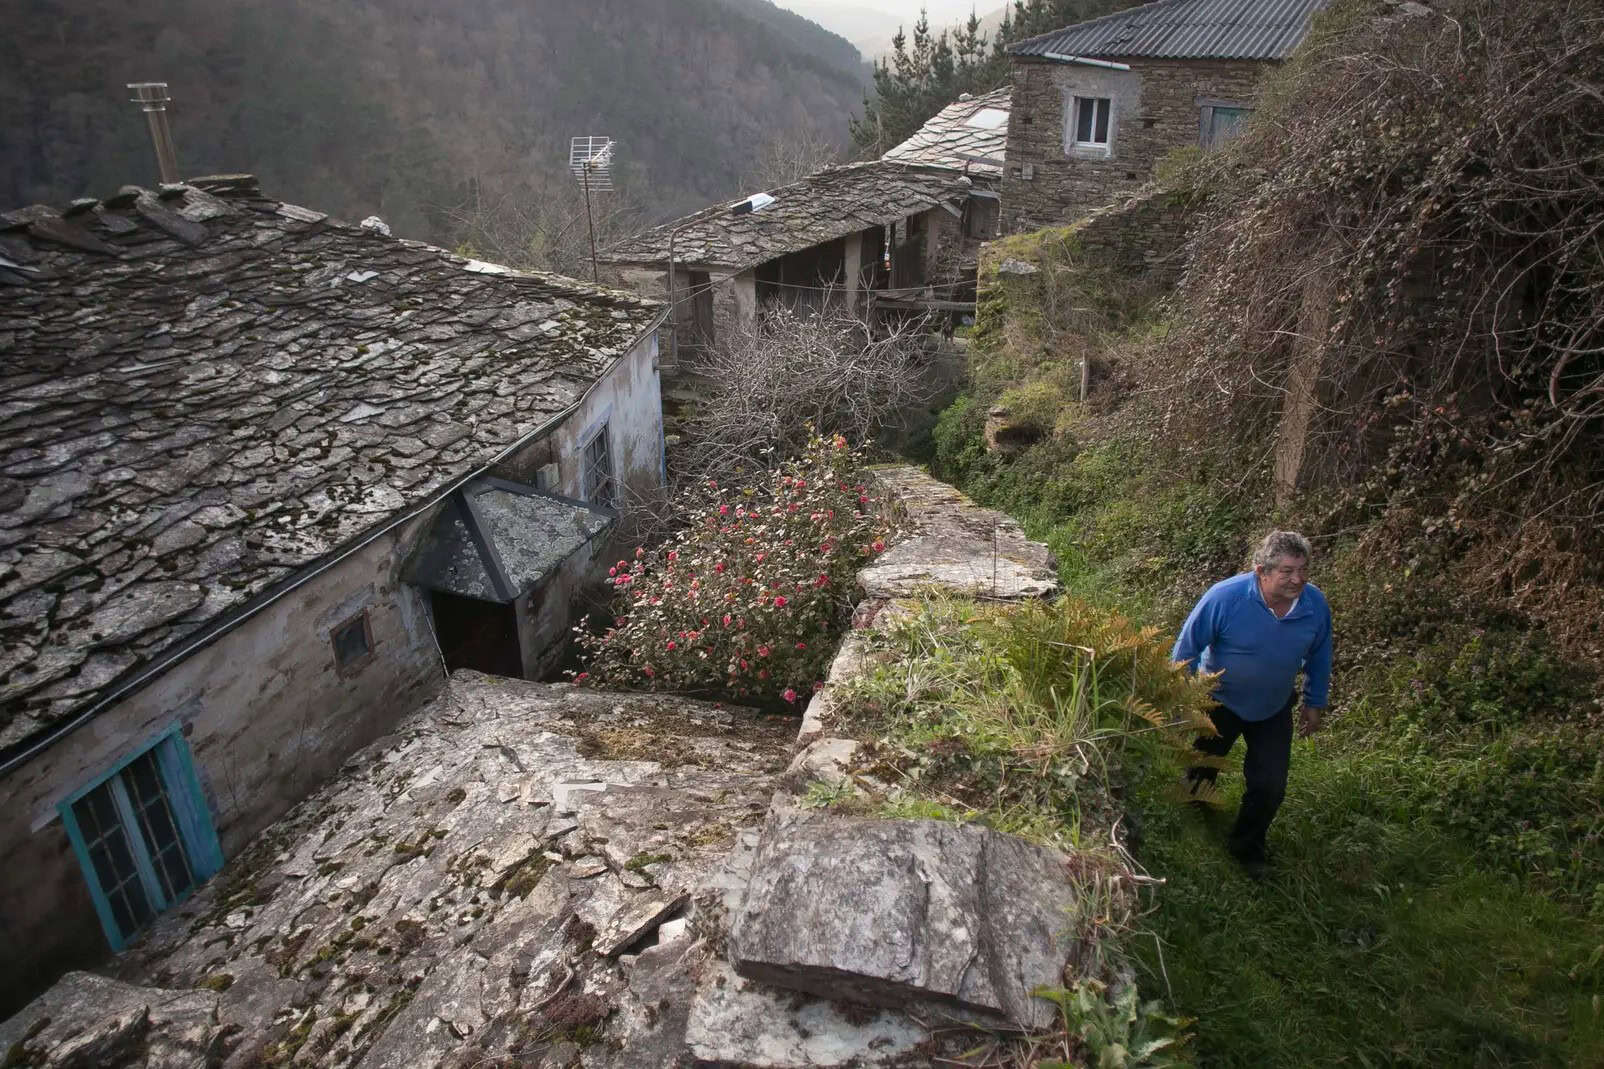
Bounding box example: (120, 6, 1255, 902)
(812, 680, 824, 692)
(667, 551, 678, 562)
(615, 616, 628, 627)
(666, 640, 677, 651)
(642, 665, 655, 678)
(608, 566, 617, 576)
(719, 504, 730, 515)
(635, 547, 644, 559)
(783, 688, 798, 703)
(795, 478, 807, 488)
(741, 659, 750, 670)
(708, 479, 718, 488)
(714, 561, 726, 573)
(758, 645, 771, 658)
(814, 574, 829, 587)
(722, 614, 732, 627)
(795, 641, 807, 650)
(858, 495, 869, 505)
(574, 672, 589, 683)
(832, 435, 847, 450)
(755, 552, 766, 562)
(773, 595, 789, 608)
(872, 540, 886, 553)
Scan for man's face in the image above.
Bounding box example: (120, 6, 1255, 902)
(1258, 554, 1308, 603)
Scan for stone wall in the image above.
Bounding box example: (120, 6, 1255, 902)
(1002, 56, 1269, 231)
(0, 334, 666, 1016)
(0, 511, 444, 1015)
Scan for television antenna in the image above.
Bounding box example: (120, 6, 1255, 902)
(570, 136, 614, 282)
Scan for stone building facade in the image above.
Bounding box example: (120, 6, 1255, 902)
(1002, 56, 1266, 231)
(1000, 0, 1328, 230)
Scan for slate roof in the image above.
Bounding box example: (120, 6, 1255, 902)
(405, 476, 614, 603)
(599, 162, 976, 272)
(0, 176, 664, 760)
(1009, 0, 1329, 61)
(882, 88, 1012, 175)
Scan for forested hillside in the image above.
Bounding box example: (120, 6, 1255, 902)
(1, 0, 866, 246)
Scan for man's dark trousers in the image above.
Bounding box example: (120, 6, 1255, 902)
(1187, 694, 1295, 861)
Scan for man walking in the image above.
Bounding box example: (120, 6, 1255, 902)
(1172, 531, 1332, 875)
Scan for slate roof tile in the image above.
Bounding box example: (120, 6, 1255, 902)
(0, 175, 664, 758)
(598, 161, 981, 272)
(882, 88, 1012, 174)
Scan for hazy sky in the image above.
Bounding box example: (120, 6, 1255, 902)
(868, 2, 1000, 22)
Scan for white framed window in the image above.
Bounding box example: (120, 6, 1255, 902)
(59, 728, 223, 951)
(1070, 95, 1113, 153)
(581, 424, 615, 508)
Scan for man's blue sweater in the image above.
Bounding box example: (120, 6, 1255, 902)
(1172, 572, 1332, 721)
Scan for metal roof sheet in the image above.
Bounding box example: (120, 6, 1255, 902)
(1009, 0, 1330, 61)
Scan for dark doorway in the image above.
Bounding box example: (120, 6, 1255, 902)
(429, 591, 522, 677)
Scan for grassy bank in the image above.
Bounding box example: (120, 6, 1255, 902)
(916, 419, 1604, 1065)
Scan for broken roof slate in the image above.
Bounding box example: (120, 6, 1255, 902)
(599, 161, 978, 272)
(882, 88, 1012, 175)
(1009, 0, 1329, 61)
(0, 176, 664, 756)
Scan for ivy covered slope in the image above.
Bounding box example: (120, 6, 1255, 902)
(928, 0, 1604, 1064)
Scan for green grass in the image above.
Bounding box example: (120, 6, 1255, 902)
(1126, 736, 1604, 1067)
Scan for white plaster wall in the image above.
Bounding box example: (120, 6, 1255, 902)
(0, 512, 445, 1014)
(542, 331, 666, 504)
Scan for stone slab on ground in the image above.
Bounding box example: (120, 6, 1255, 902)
(861, 466, 1059, 600)
(730, 810, 1080, 1030)
(0, 972, 223, 1068)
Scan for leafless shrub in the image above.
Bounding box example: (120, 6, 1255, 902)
(746, 126, 845, 191)
(676, 304, 938, 490)
(1121, 0, 1604, 650)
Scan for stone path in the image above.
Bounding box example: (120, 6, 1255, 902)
(1, 468, 1073, 1068)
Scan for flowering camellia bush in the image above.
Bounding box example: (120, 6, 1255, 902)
(572, 434, 892, 708)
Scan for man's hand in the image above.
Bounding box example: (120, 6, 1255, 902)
(1297, 704, 1324, 738)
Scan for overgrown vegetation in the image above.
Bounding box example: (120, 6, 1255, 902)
(919, 0, 1604, 1062)
(824, 595, 1212, 1066)
(574, 434, 891, 708)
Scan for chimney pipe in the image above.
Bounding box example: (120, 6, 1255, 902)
(127, 82, 180, 184)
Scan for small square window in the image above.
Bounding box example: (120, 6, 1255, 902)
(1071, 96, 1112, 151)
(331, 610, 374, 673)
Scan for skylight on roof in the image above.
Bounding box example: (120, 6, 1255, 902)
(964, 108, 1009, 130)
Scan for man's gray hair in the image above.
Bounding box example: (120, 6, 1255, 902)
(1252, 530, 1312, 570)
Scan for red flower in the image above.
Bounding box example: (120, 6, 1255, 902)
(666, 640, 677, 651)
(740, 659, 750, 670)
(795, 641, 807, 650)
(642, 665, 655, 678)
(773, 595, 789, 608)
(858, 495, 869, 505)
(758, 645, 771, 658)
(719, 504, 730, 515)
(714, 561, 726, 573)
(667, 551, 678, 562)
(783, 688, 798, 703)
(722, 614, 732, 627)
(814, 574, 829, 587)
(574, 672, 589, 683)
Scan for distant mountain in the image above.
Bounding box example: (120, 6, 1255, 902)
(0, 0, 870, 245)
(780, 2, 1009, 59)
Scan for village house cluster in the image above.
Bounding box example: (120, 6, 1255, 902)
(0, 0, 1327, 1025)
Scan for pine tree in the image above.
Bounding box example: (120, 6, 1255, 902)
(850, 1, 1144, 157)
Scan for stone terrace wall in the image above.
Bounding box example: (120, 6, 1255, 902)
(1002, 55, 1268, 232)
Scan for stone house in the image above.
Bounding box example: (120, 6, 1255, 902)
(1001, 0, 1329, 230)
(0, 174, 666, 1013)
(601, 153, 1002, 361)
